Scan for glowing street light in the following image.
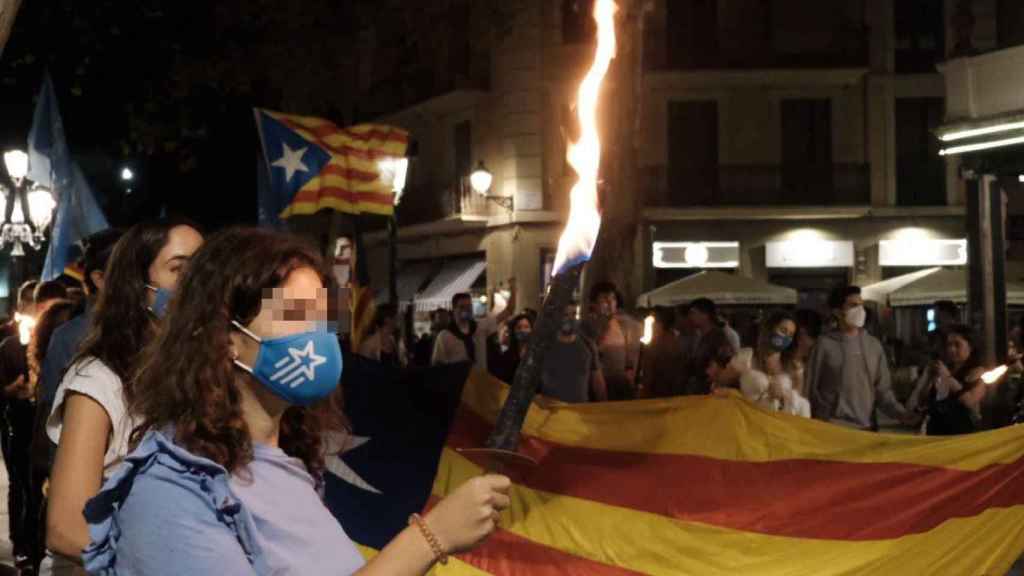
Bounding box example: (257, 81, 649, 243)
(1, 149, 56, 256)
(469, 161, 511, 212)
(121, 167, 134, 181)
(470, 161, 493, 195)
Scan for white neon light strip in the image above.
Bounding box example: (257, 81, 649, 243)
(879, 238, 967, 266)
(939, 120, 1024, 142)
(652, 241, 739, 269)
(939, 134, 1024, 156)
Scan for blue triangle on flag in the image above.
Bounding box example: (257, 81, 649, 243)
(256, 111, 331, 206)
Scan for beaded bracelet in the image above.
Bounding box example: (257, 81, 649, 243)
(409, 513, 449, 565)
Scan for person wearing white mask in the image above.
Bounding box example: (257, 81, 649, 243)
(805, 285, 914, 430)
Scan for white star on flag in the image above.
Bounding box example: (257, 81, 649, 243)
(272, 142, 309, 182)
(323, 432, 382, 494)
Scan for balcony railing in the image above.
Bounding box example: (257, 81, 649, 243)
(646, 163, 871, 207)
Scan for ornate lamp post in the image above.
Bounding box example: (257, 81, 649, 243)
(1, 149, 57, 311)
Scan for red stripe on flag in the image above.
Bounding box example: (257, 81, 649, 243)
(296, 122, 408, 145)
(423, 497, 643, 576)
(320, 164, 382, 182)
(292, 187, 394, 207)
(274, 118, 402, 160)
(447, 407, 1024, 541)
(340, 127, 409, 144)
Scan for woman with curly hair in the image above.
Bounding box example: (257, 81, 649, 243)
(43, 219, 203, 574)
(81, 228, 510, 575)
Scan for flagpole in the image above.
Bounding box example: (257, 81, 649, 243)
(388, 216, 398, 305)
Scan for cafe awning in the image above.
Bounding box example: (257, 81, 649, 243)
(414, 258, 486, 312)
(636, 271, 798, 308)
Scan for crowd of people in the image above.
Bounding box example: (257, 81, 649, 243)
(363, 276, 1022, 439)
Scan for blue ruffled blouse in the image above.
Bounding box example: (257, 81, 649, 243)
(82, 429, 365, 575)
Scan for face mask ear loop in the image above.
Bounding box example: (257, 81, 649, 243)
(230, 319, 262, 373)
(230, 319, 263, 343)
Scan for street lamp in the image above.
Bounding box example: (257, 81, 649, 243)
(121, 167, 134, 182)
(1, 149, 56, 256)
(469, 161, 512, 212)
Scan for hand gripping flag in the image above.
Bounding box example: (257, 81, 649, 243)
(254, 109, 409, 219)
(329, 369, 1024, 576)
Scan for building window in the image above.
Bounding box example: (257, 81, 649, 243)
(895, 0, 944, 73)
(454, 120, 472, 183)
(998, 0, 1024, 50)
(781, 99, 834, 203)
(667, 100, 719, 206)
(896, 98, 946, 206)
(665, 0, 718, 68)
(562, 0, 595, 44)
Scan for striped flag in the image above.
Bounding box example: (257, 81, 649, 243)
(341, 370, 1024, 575)
(349, 221, 375, 352)
(254, 109, 408, 218)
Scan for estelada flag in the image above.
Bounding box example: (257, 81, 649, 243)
(331, 369, 1024, 575)
(254, 109, 408, 218)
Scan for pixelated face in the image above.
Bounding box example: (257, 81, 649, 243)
(232, 267, 331, 367)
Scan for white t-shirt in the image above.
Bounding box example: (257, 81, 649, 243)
(431, 315, 499, 370)
(47, 357, 135, 470)
(43, 357, 137, 576)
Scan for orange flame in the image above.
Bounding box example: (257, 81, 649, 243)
(552, 0, 617, 275)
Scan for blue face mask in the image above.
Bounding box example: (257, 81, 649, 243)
(769, 333, 793, 351)
(514, 329, 531, 342)
(231, 320, 343, 406)
(145, 284, 173, 318)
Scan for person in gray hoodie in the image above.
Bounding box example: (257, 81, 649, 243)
(806, 285, 915, 430)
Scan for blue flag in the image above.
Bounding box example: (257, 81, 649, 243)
(29, 74, 109, 280)
(27, 74, 71, 192)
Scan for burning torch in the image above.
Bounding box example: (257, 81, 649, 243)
(14, 312, 36, 346)
(461, 0, 618, 468)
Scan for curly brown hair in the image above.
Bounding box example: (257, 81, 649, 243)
(72, 218, 201, 403)
(129, 227, 346, 479)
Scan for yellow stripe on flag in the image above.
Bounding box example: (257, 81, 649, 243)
(433, 430, 1024, 576)
(458, 370, 1024, 471)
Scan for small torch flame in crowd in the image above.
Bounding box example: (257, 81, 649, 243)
(478, 0, 618, 459)
(640, 314, 654, 346)
(981, 365, 1008, 386)
(14, 312, 35, 346)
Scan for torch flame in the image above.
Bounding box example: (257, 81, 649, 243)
(981, 365, 1008, 385)
(14, 312, 35, 346)
(640, 314, 654, 345)
(552, 0, 617, 276)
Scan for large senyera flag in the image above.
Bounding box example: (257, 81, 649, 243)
(328, 367, 1024, 575)
(254, 108, 408, 218)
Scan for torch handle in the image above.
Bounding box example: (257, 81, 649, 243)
(485, 263, 584, 452)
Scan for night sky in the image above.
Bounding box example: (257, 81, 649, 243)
(1, 0, 365, 231)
